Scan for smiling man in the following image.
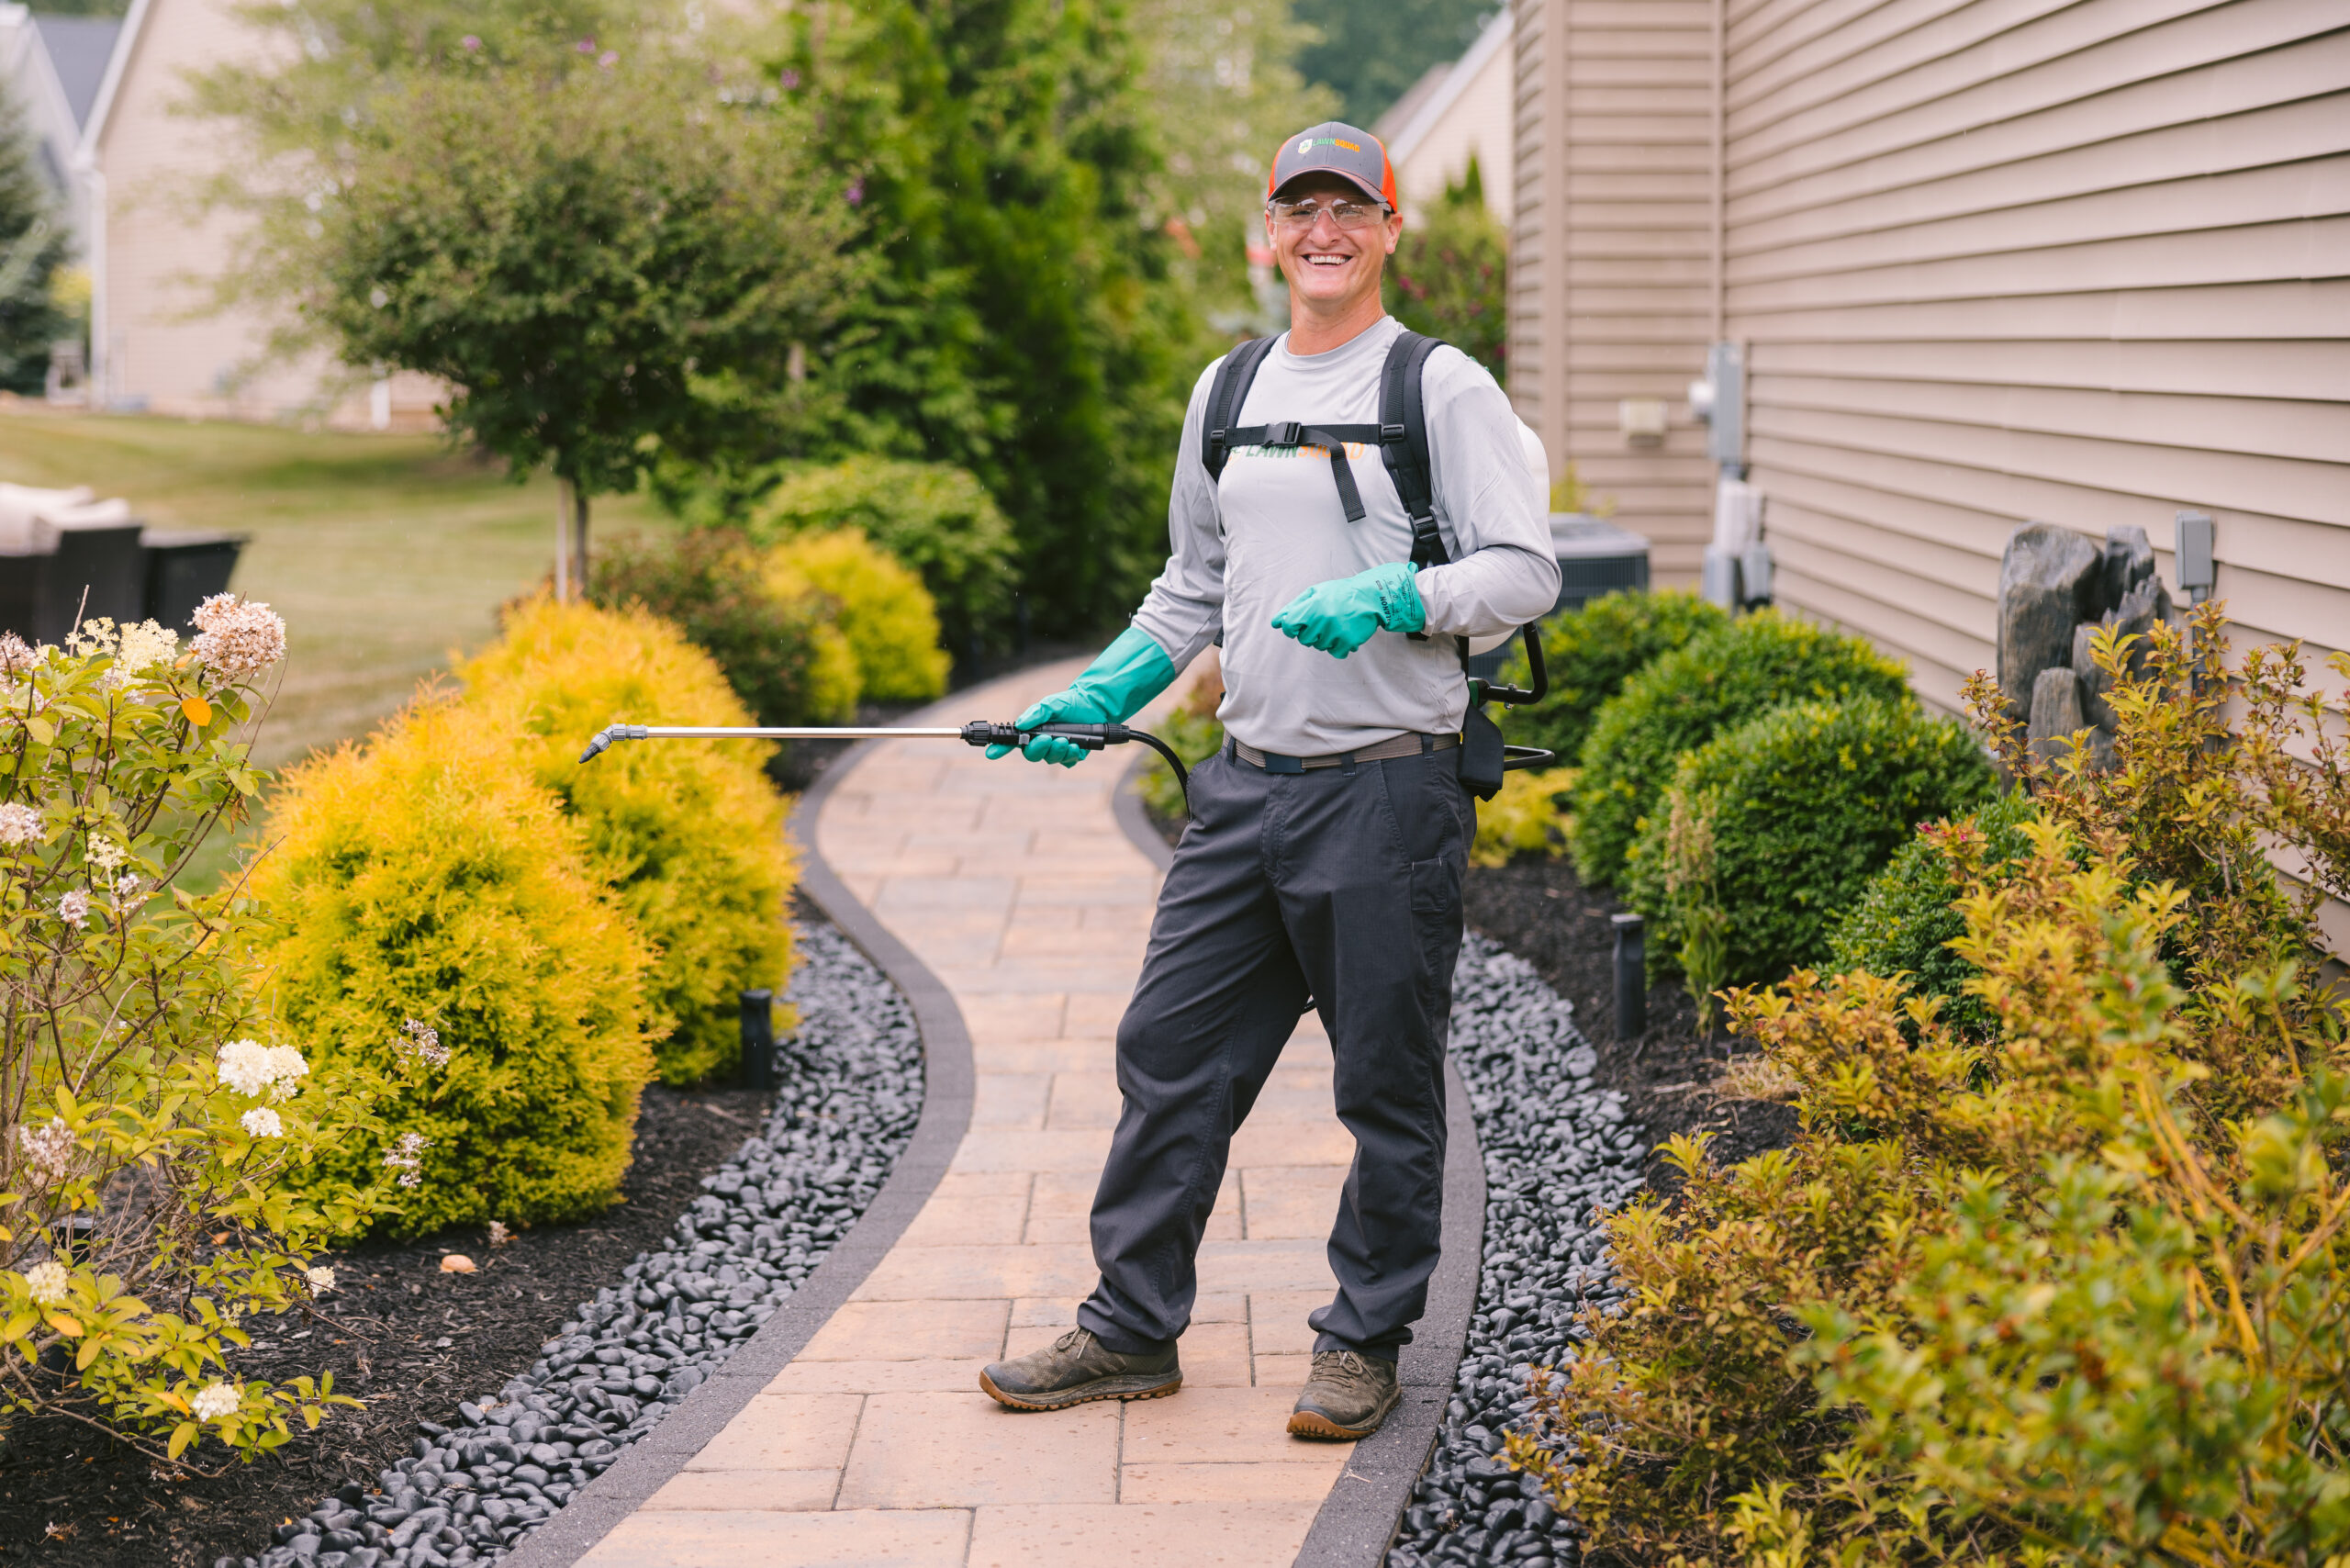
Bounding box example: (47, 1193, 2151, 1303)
(979, 124, 1559, 1439)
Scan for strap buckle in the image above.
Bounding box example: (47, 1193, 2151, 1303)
(1380, 422, 1406, 442)
(1266, 420, 1304, 447)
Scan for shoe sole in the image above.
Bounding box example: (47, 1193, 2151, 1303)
(979, 1369, 1183, 1412)
(1286, 1394, 1401, 1442)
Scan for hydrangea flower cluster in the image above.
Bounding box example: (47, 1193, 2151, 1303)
(56, 889, 89, 930)
(189, 594, 287, 685)
(396, 1018, 452, 1068)
(0, 632, 35, 679)
(306, 1265, 335, 1294)
(86, 836, 127, 873)
(0, 802, 41, 847)
(216, 1039, 310, 1101)
(17, 1119, 74, 1181)
(382, 1131, 431, 1188)
(23, 1260, 70, 1305)
(109, 619, 179, 685)
(240, 1107, 283, 1139)
(190, 1382, 241, 1422)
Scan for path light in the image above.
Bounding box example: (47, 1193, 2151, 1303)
(1611, 913, 1646, 1041)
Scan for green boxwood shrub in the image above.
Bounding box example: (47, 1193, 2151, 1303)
(764, 527, 950, 703)
(749, 456, 1019, 663)
(1498, 589, 1728, 769)
(253, 697, 655, 1238)
(1624, 697, 1998, 986)
(1571, 611, 1912, 886)
(461, 598, 795, 1085)
(1827, 790, 2041, 1036)
(590, 528, 859, 725)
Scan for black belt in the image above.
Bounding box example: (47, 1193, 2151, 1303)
(1230, 732, 1459, 775)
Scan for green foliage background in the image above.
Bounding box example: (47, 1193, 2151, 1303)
(1383, 158, 1508, 380)
(1292, 0, 1496, 128)
(1501, 589, 1729, 772)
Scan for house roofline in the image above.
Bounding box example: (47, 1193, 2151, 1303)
(74, 0, 153, 165)
(1384, 9, 1513, 172)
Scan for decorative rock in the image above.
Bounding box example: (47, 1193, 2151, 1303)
(2100, 523, 2155, 614)
(2028, 665, 2089, 769)
(1998, 522, 2104, 720)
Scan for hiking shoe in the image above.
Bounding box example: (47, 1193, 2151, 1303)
(980, 1327, 1182, 1411)
(1287, 1350, 1401, 1439)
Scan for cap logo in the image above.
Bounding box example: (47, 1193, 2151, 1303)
(1293, 136, 1365, 155)
(1296, 137, 1314, 155)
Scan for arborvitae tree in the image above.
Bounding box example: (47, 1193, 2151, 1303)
(0, 86, 73, 396)
(1292, 0, 1495, 129)
(765, 0, 1201, 632)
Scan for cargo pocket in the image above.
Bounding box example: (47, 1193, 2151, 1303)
(1407, 851, 1468, 1031)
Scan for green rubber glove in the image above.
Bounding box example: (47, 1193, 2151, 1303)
(1270, 562, 1426, 659)
(987, 625, 1178, 767)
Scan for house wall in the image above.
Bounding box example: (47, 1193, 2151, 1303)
(1508, 0, 1719, 578)
(91, 0, 438, 426)
(1720, 0, 2349, 716)
(1389, 17, 1519, 226)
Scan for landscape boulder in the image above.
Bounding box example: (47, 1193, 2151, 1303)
(1998, 522, 2104, 721)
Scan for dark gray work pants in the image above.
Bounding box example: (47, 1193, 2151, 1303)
(1077, 741, 1469, 1361)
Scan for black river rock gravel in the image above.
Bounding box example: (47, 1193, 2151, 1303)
(217, 918, 923, 1568)
(1387, 933, 1651, 1568)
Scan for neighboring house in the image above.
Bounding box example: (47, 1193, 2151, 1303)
(1504, 0, 2349, 947)
(1373, 9, 1514, 225)
(75, 0, 437, 424)
(0, 5, 118, 247)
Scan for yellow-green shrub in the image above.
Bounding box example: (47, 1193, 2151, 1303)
(764, 528, 950, 703)
(1472, 767, 1576, 868)
(460, 598, 795, 1085)
(252, 697, 655, 1238)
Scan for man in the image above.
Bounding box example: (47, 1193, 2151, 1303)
(978, 124, 1558, 1439)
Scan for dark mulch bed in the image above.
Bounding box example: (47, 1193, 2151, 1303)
(0, 1081, 767, 1568)
(1460, 855, 1797, 1185)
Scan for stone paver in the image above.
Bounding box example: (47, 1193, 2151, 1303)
(579, 662, 1357, 1568)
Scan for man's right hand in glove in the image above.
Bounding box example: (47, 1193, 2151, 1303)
(988, 626, 1177, 767)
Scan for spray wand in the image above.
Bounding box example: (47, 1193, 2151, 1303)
(578, 720, 1191, 799)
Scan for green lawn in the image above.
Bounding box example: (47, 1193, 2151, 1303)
(0, 411, 672, 890)
(0, 410, 669, 768)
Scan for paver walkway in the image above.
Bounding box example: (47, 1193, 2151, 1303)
(582, 661, 1360, 1568)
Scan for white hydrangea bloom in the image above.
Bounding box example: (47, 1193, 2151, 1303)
(0, 802, 41, 847)
(57, 890, 88, 930)
(307, 1265, 335, 1294)
(396, 1019, 452, 1068)
(190, 1383, 241, 1422)
(108, 620, 179, 685)
(17, 1119, 73, 1180)
(217, 1040, 308, 1099)
(86, 837, 127, 873)
(382, 1131, 431, 1188)
(65, 618, 118, 657)
(240, 1106, 283, 1138)
(216, 1039, 273, 1096)
(189, 595, 286, 685)
(23, 1260, 70, 1305)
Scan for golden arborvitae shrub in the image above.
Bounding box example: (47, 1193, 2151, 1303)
(251, 696, 655, 1238)
(460, 597, 795, 1085)
(763, 527, 950, 704)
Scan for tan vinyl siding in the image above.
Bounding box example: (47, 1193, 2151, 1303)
(1716, 0, 2350, 713)
(1511, 0, 1720, 577)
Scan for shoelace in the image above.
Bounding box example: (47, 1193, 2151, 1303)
(1317, 1350, 1381, 1384)
(1053, 1327, 1096, 1356)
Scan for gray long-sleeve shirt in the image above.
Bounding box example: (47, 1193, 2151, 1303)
(1131, 315, 1561, 756)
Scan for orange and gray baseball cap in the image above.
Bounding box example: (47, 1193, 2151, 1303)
(1268, 122, 1398, 209)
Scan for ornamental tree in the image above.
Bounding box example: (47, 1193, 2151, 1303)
(198, 3, 856, 581)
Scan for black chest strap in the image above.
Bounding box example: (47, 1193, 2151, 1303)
(1200, 329, 1450, 564)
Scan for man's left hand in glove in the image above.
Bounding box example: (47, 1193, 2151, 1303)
(1270, 561, 1427, 659)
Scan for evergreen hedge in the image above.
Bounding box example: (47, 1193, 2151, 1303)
(1570, 611, 1911, 886)
(1624, 696, 1998, 986)
(1499, 589, 1728, 772)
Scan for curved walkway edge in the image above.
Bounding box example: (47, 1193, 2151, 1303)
(503, 697, 981, 1568)
(1111, 756, 1486, 1568)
